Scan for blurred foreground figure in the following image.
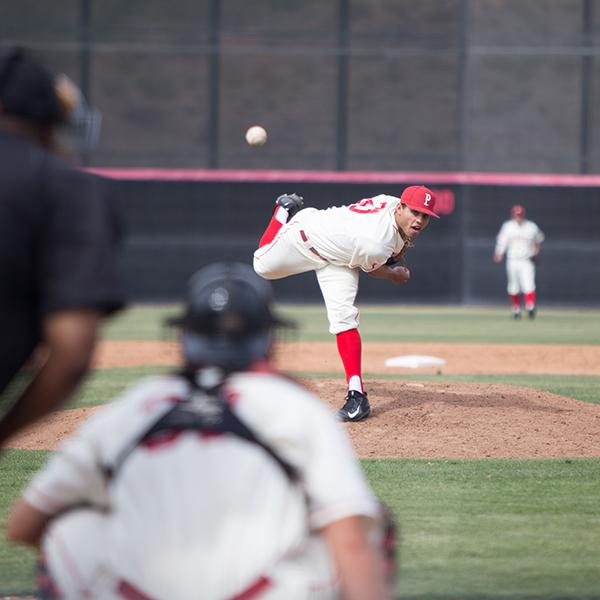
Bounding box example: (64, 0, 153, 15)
(494, 204, 544, 319)
(8, 262, 393, 599)
(0, 47, 124, 445)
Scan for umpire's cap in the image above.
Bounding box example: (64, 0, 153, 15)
(0, 47, 100, 149)
(168, 262, 293, 371)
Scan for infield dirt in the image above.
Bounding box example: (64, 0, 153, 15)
(4, 340, 600, 459)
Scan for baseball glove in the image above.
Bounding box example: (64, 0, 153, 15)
(386, 241, 412, 266)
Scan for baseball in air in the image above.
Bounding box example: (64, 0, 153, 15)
(245, 125, 267, 147)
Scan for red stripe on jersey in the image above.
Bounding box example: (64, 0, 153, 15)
(117, 579, 157, 600)
(229, 575, 272, 600)
(141, 430, 182, 449)
(199, 430, 225, 440)
(223, 388, 241, 406)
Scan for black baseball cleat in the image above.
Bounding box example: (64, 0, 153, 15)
(527, 307, 536, 319)
(275, 193, 304, 219)
(512, 311, 522, 320)
(337, 390, 370, 422)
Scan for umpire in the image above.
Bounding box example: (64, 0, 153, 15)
(0, 47, 125, 445)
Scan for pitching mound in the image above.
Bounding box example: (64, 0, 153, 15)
(308, 378, 600, 459)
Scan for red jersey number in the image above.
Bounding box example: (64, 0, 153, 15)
(348, 198, 388, 214)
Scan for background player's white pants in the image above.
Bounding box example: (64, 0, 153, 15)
(42, 508, 340, 599)
(506, 258, 536, 295)
(254, 216, 360, 334)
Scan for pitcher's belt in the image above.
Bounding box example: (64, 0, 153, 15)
(299, 229, 325, 260)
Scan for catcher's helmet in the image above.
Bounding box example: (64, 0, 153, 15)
(168, 262, 291, 372)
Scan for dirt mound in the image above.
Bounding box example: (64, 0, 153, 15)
(309, 379, 600, 459)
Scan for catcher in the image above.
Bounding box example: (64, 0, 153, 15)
(254, 185, 440, 422)
(8, 262, 394, 600)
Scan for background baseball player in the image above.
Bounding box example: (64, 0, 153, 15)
(494, 204, 545, 319)
(0, 47, 124, 447)
(253, 186, 440, 422)
(8, 262, 391, 600)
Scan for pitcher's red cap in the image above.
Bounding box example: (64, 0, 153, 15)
(511, 204, 525, 217)
(400, 185, 440, 218)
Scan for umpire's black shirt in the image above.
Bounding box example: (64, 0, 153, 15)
(0, 130, 125, 394)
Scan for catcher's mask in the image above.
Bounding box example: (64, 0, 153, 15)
(168, 262, 293, 372)
(0, 47, 101, 153)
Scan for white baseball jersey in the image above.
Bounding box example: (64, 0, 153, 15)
(495, 219, 545, 260)
(24, 371, 380, 599)
(254, 195, 406, 334)
(300, 195, 405, 272)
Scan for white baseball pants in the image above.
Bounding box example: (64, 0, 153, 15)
(506, 258, 536, 295)
(41, 509, 118, 599)
(40, 508, 340, 599)
(253, 211, 360, 335)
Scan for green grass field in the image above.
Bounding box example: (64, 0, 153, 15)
(101, 303, 600, 345)
(1, 305, 599, 598)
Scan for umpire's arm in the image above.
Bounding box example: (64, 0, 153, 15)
(0, 309, 101, 445)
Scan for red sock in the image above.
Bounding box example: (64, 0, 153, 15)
(509, 294, 521, 312)
(336, 329, 363, 393)
(258, 206, 289, 248)
(524, 291, 536, 309)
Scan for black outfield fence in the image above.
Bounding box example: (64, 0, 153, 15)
(3, 0, 600, 174)
(96, 169, 600, 307)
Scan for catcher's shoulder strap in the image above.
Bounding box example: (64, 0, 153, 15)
(104, 389, 299, 484)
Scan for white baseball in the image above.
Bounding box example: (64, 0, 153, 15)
(245, 125, 267, 147)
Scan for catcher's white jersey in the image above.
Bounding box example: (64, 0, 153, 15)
(24, 371, 379, 599)
(495, 219, 545, 260)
